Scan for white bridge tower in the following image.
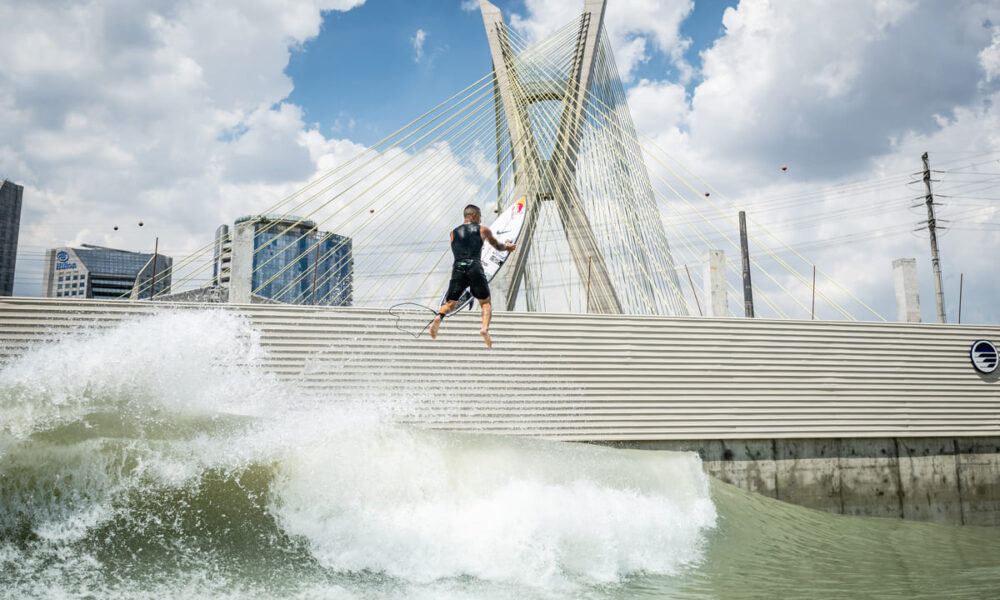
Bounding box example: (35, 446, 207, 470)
(479, 0, 688, 315)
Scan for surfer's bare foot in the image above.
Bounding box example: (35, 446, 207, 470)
(480, 327, 492, 349)
(430, 316, 442, 339)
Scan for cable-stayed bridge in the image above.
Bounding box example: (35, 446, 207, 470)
(137, 0, 884, 322)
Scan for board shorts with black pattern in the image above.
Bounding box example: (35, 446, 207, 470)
(445, 259, 490, 301)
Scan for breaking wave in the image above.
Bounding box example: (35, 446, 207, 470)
(0, 311, 716, 599)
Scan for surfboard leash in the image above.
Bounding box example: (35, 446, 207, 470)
(388, 302, 438, 338)
(388, 297, 477, 338)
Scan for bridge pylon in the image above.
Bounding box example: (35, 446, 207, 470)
(479, 0, 687, 315)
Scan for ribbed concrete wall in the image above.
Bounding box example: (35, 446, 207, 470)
(2, 297, 998, 441)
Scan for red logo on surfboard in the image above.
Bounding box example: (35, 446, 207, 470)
(514, 196, 525, 214)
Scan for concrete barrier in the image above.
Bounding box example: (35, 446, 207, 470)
(618, 437, 1000, 525)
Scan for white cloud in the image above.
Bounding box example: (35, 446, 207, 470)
(981, 27, 1000, 82)
(683, 0, 999, 177)
(412, 29, 428, 63)
(0, 0, 369, 295)
(628, 78, 688, 136)
(508, 0, 694, 81)
(460, 0, 480, 12)
(221, 103, 314, 184)
(628, 0, 1000, 322)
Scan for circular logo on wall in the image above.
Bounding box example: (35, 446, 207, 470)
(56, 251, 68, 262)
(970, 340, 999, 374)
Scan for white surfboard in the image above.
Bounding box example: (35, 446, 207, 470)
(442, 195, 528, 315)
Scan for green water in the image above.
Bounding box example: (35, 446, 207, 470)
(642, 480, 1000, 599)
(2, 311, 999, 599)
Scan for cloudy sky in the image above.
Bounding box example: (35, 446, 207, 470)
(2, 0, 998, 323)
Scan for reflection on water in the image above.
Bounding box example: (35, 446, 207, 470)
(2, 311, 999, 599)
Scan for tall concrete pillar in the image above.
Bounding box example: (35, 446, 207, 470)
(479, 0, 622, 314)
(703, 249, 728, 317)
(892, 258, 921, 323)
(229, 222, 255, 304)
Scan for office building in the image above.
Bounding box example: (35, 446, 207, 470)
(0, 179, 23, 296)
(211, 224, 232, 288)
(42, 244, 172, 300)
(227, 215, 352, 305)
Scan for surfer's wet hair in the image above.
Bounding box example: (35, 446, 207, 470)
(463, 204, 481, 218)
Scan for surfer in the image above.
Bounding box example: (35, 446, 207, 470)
(429, 204, 516, 348)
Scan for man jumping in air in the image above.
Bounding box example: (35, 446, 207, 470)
(429, 204, 516, 348)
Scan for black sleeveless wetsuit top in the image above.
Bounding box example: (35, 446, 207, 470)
(446, 223, 490, 301)
(451, 223, 483, 263)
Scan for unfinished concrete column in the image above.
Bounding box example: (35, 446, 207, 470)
(703, 249, 728, 317)
(228, 221, 255, 304)
(892, 258, 921, 323)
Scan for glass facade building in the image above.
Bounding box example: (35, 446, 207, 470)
(42, 244, 172, 300)
(231, 215, 353, 306)
(211, 224, 232, 288)
(0, 180, 23, 296)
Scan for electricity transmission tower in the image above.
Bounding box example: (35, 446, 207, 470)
(918, 151, 947, 323)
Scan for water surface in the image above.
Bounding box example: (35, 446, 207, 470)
(2, 312, 998, 598)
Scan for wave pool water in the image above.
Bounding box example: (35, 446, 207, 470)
(1, 311, 999, 599)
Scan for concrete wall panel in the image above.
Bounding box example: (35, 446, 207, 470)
(774, 439, 842, 513)
(896, 438, 962, 524)
(711, 440, 778, 498)
(956, 437, 1000, 526)
(838, 438, 902, 519)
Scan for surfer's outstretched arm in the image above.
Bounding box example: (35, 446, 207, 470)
(480, 226, 516, 253)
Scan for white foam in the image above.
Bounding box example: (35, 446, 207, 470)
(270, 423, 717, 588)
(0, 311, 280, 542)
(0, 310, 717, 590)
(0, 310, 268, 441)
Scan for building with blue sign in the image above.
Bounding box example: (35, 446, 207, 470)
(42, 244, 172, 300)
(222, 215, 352, 306)
(0, 179, 23, 296)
